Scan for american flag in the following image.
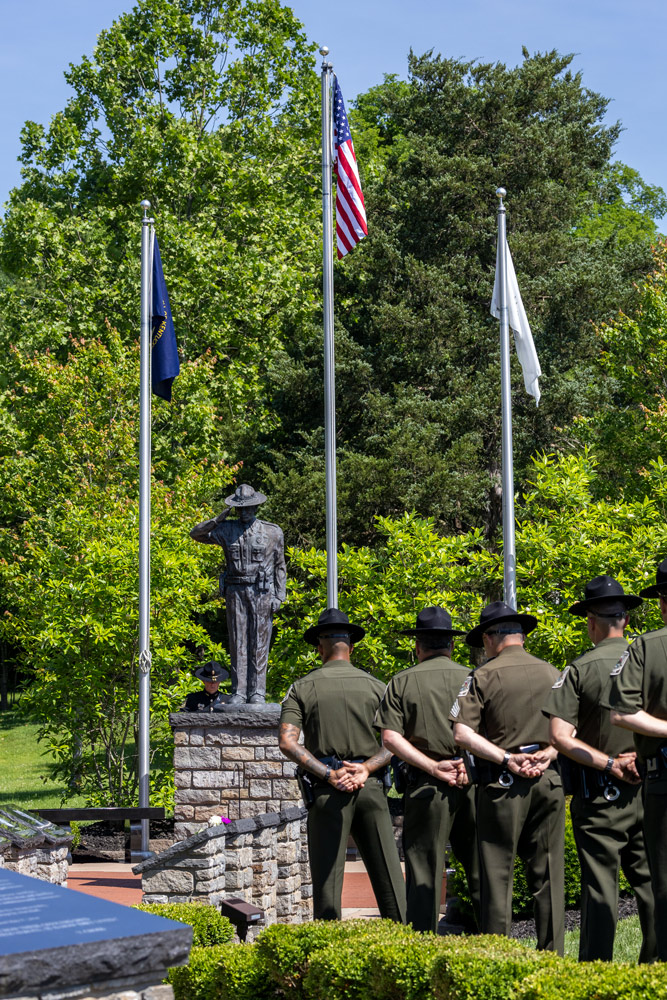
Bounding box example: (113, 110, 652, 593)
(333, 77, 367, 258)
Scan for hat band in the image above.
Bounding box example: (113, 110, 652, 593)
(484, 624, 524, 636)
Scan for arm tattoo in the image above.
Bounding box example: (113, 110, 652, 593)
(279, 723, 330, 780)
(364, 746, 392, 775)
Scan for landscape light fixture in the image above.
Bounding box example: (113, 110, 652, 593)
(218, 897, 264, 941)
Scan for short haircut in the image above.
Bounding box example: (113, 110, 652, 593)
(417, 634, 454, 652)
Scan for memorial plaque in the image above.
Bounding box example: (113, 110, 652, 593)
(0, 806, 71, 846)
(0, 868, 192, 995)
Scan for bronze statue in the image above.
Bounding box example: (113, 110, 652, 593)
(190, 485, 286, 704)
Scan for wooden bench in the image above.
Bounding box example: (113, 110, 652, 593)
(35, 807, 166, 860)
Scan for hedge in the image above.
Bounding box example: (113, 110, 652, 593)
(516, 960, 667, 999)
(168, 943, 272, 1000)
(449, 806, 632, 919)
(134, 901, 235, 947)
(429, 935, 566, 1000)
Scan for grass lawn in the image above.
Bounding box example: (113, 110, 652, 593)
(526, 914, 642, 962)
(0, 707, 86, 810)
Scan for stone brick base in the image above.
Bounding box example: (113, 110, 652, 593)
(170, 705, 302, 839)
(134, 805, 312, 937)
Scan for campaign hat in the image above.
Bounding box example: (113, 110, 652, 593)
(465, 601, 537, 648)
(194, 660, 229, 683)
(639, 558, 667, 598)
(303, 608, 365, 646)
(568, 575, 642, 616)
(224, 483, 267, 508)
(400, 606, 465, 637)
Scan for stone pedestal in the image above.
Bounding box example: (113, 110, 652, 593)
(170, 704, 301, 840)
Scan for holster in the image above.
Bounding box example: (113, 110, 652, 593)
(295, 767, 316, 809)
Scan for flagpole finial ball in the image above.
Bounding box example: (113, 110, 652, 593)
(319, 46, 329, 56)
(140, 199, 151, 212)
(496, 187, 507, 198)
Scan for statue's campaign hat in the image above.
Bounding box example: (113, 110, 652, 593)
(194, 660, 229, 683)
(225, 483, 267, 508)
(465, 601, 537, 648)
(303, 608, 366, 646)
(400, 606, 465, 637)
(568, 575, 642, 616)
(639, 558, 667, 598)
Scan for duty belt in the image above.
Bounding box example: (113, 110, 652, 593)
(559, 756, 623, 802)
(637, 745, 667, 782)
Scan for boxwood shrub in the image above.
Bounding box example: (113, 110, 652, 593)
(134, 901, 235, 947)
(429, 935, 566, 1000)
(168, 943, 272, 1000)
(516, 960, 667, 999)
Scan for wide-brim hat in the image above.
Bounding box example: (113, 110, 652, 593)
(568, 575, 642, 616)
(401, 606, 465, 637)
(303, 608, 366, 646)
(639, 558, 667, 598)
(225, 483, 267, 508)
(194, 660, 229, 683)
(465, 601, 537, 648)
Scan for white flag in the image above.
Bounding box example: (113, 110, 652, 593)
(490, 239, 542, 405)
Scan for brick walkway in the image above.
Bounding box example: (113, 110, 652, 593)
(66, 861, 386, 916)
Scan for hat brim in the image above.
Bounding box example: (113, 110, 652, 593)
(639, 583, 667, 598)
(465, 612, 537, 648)
(194, 666, 229, 682)
(303, 622, 366, 646)
(568, 595, 642, 616)
(225, 491, 267, 507)
(400, 627, 465, 637)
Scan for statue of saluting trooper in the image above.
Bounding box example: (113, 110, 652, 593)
(190, 484, 286, 705)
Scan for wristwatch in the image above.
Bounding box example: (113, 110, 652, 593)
(502, 751, 512, 767)
(604, 756, 614, 774)
(324, 766, 332, 781)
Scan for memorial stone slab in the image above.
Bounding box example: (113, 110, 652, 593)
(0, 868, 192, 996)
(0, 808, 70, 846)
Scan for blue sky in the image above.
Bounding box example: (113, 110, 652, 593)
(0, 0, 665, 217)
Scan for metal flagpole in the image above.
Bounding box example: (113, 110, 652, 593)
(137, 199, 153, 857)
(496, 187, 517, 608)
(320, 46, 338, 609)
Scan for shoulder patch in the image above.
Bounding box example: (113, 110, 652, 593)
(457, 676, 473, 698)
(450, 699, 461, 718)
(610, 650, 630, 677)
(552, 665, 571, 690)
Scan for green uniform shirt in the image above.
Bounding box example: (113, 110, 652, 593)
(602, 627, 667, 761)
(543, 636, 634, 756)
(449, 645, 558, 747)
(374, 655, 469, 759)
(280, 658, 385, 759)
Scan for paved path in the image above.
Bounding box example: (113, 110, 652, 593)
(66, 861, 389, 917)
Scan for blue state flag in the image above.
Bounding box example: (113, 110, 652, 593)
(151, 237, 180, 401)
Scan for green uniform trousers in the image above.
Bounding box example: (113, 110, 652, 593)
(403, 775, 480, 932)
(307, 776, 406, 922)
(476, 769, 565, 954)
(643, 782, 667, 961)
(571, 783, 656, 962)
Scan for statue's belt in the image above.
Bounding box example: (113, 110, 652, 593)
(225, 572, 263, 586)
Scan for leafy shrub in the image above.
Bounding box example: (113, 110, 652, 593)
(516, 960, 667, 999)
(134, 902, 234, 947)
(429, 935, 565, 1000)
(168, 944, 273, 1000)
(302, 921, 421, 1000)
(360, 932, 453, 1000)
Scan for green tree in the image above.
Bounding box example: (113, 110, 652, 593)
(268, 451, 667, 698)
(0, 0, 321, 439)
(0, 335, 235, 804)
(242, 49, 663, 547)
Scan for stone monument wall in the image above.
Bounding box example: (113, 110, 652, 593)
(170, 706, 301, 840)
(135, 805, 311, 938)
(1, 843, 70, 885)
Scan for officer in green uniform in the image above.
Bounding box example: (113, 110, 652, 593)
(375, 606, 480, 933)
(544, 575, 656, 962)
(278, 608, 406, 922)
(605, 558, 667, 961)
(450, 601, 565, 954)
